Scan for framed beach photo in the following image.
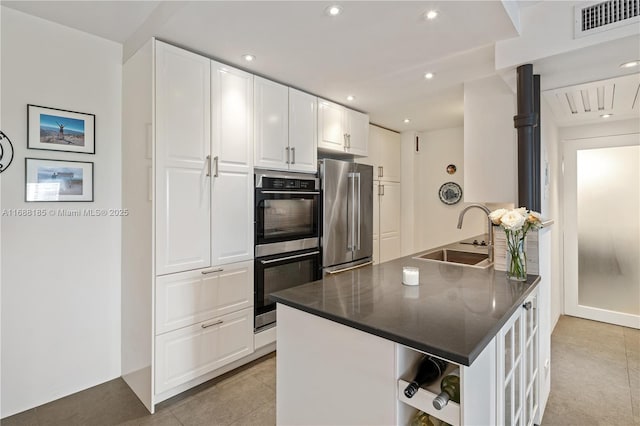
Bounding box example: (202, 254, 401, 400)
(27, 104, 95, 154)
(25, 158, 94, 202)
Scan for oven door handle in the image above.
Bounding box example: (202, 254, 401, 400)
(260, 251, 320, 265)
(259, 191, 320, 195)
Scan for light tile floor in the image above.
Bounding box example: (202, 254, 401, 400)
(2, 316, 638, 426)
(1, 353, 276, 426)
(541, 316, 639, 426)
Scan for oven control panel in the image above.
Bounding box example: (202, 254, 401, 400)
(262, 177, 317, 190)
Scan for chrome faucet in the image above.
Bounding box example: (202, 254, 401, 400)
(457, 204, 494, 263)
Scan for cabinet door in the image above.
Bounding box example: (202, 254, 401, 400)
(155, 41, 211, 275)
(289, 88, 318, 173)
(379, 182, 401, 263)
(211, 61, 254, 266)
(155, 261, 254, 334)
(317, 98, 346, 152)
(358, 125, 381, 171)
(497, 301, 525, 426)
(254, 76, 289, 171)
(155, 307, 254, 394)
(375, 126, 401, 182)
(346, 109, 369, 157)
(523, 293, 539, 426)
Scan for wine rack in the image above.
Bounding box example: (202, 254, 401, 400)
(396, 345, 460, 426)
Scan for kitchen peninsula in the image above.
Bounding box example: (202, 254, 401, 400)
(272, 251, 544, 426)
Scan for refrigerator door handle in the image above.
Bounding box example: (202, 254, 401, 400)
(348, 172, 357, 252)
(356, 172, 361, 251)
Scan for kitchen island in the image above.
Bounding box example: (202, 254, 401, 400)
(271, 250, 543, 426)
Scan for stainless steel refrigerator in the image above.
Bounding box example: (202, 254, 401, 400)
(319, 159, 373, 272)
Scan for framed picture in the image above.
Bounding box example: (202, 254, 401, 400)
(25, 158, 94, 202)
(27, 104, 95, 154)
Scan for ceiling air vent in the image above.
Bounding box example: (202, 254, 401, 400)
(575, 0, 639, 37)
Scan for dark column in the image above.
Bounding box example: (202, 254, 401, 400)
(533, 74, 541, 212)
(513, 64, 538, 210)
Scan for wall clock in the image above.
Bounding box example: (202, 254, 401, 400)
(438, 182, 462, 205)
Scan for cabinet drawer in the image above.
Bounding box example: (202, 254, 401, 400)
(155, 307, 254, 394)
(156, 261, 253, 334)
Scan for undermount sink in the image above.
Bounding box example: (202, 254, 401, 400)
(414, 248, 491, 268)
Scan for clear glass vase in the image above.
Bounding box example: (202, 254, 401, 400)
(506, 231, 527, 281)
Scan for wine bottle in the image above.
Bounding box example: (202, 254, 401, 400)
(409, 410, 430, 426)
(432, 368, 460, 410)
(410, 411, 452, 426)
(403, 356, 447, 398)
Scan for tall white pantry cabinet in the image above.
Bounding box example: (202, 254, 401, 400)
(122, 39, 263, 413)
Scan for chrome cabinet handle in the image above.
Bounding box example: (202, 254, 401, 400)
(523, 301, 532, 310)
(213, 156, 219, 177)
(347, 134, 352, 148)
(206, 155, 211, 177)
(201, 320, 223, 329)
(379, 166, 384, 178)
(201, 268, 224, 275)
(379, 184, 385, 196)
(285, 146, 290, 164)
(291, 147, 296, 164)
(344, 133, 349, 151)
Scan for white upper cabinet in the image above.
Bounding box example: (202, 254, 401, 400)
(359, 125, 401, 182)
(211, 61, 254, 266)
(155, 41, 212, 275)
(254, 78, 317, 173)
(318, 99, 346, 152)
(318, 98, 369, 156)
(254, 76, 289, 171)
(345, 109, 369, 157)
(288, 88, 318, 172)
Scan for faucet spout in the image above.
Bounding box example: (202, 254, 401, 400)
(457, 203, 494, 262)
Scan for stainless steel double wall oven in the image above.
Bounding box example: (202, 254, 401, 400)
(254, 171, 321, 331)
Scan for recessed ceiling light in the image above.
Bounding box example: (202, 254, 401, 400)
(425, 10, 438, 20)
(326, 5, 342, 16)
(346, 95, 355, 101)
(242, 54, 255, 62)
(424, 72, 435, 80)
(600, 114, 613, 118)
(403, 118, 411, 123)
(620, 60, 640, 68)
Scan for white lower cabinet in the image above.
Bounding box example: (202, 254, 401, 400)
(372, 181, 401, 264)
(396, 290, 540, 426)
(156, 261, 253, 334)
(155, 307, 254, 394)
(497, 289, 539, 426)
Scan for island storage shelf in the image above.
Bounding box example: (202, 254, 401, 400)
(397, 345, 461, 426)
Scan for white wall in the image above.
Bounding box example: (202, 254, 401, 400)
(1, 7, 122, 417)
(559, 118, 640, 141)
(540, 98, 562, 332)
(400, 131, 416, 255)
(413, 127, 485, 251)
(0, 5, 3, 416)
(463, 75, 518, 204)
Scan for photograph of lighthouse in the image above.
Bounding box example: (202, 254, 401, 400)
(27, 104, 95, 154)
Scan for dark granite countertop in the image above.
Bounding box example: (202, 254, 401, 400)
(271, 245, 540, 366)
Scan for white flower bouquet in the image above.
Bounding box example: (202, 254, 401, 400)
(489, 208, 542, 281)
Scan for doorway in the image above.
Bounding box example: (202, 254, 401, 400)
(563, 133, 640, 329)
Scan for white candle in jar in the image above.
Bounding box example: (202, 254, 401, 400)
(402, 266, 419, 286)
